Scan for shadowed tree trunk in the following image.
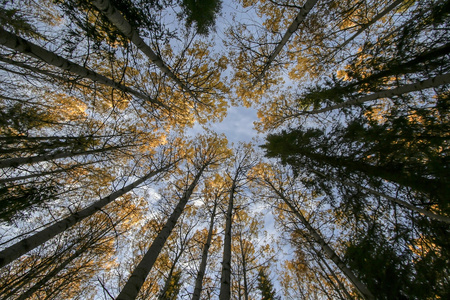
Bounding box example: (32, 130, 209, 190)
(0, 144, 129, 169)
(299, 72, 450, 115)
(263, 178, 374, 300)
(219, 180, 236, 300)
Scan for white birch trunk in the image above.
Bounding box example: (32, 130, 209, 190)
(91, 0, 196, 99)
(0, 27, 166, 109)
(0, 163, 175, 268)
(116, 167, 205, 300)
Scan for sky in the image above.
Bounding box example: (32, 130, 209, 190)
(185, 1, 264, 146)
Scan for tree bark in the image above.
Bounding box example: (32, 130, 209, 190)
(91, 0, 196, 100)
(0, 162, 176, 268)
(219, 181, 236, 300)
(116, 166, 205, 300)
(239, 237, 249, 300)
(0, 144, 126, 169)
(265, 180, 375, 300)
(253, 0, 318, 86)
(192, 200, 218, 300)
(301, 72, 450, 115)
(0, 160, 107, 184)
(0, 27, 166, 109)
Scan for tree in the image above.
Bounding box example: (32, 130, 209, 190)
(192, 175, 223, 300)
(257, 268, 278, 300)
(255, 163, 374, 299)
(0, 28, 167, 110)
(117, 134, 230, 300)
(262, 120, 449, 208)
(219, 144, 257, 300)
(179, 0, 222, 35)
(252, 0, 318, 87)
(0, 144, 180, 268)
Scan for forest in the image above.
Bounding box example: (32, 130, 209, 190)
(0, 0, 449, 299)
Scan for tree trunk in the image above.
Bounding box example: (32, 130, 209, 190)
(253, 0, 318, 86)
(311, 169, 450, 224)
(219, 182, 236, 300)
(116, 166, 205, 300)
(239, 237, 249, 300)
(266, 180, 374, 300)
(332, 0, 404, 56)
(0, 162, 176, 268)
(302, 150, 448, 205)
(0, 28, 166, 109)
(192, 200, 218, 300)
(0, 144, 127, 169)
(15, 243, 88, 300)
(158, 256, 182, 300)
(91, 0, 195, 99)
(315, 256, 346, 300)
(0, 159, 107, 184)
(318, 252, 354, 300)
(302, 72, 450, 115)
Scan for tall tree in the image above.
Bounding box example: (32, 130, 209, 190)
(192, 176, 223, 300)
(0, 28, 167, 109)
(117, 134, 230, 300)
(255, 163, 375, 300)
(0, 145, 180, 268)
(219, 144, 257, 300)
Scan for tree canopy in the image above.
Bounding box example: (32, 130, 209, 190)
(0, 0, 448, 299)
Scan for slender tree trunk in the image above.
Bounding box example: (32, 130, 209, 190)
(318, 252, 354, 300)
(91, 0, 196, 99)
(0, 144, 127, 169)
(15, 244, 89, 300)
(253, 0, 318, 86)
(239, 238, 249, 300)
(0, 162, 176, 268)
(219, 182, 236, 300)
(192, 200, 218, 300)
(0, 134, 128, 143)
(158, 252, 184, 300)
(0, 159, 107, 184)
(300, 72, 450, 115)
(332, 0, 404, 56)
(325, 42, 450, 96)
(0, 28, 166, 109)
(315, 256, 346, 300)
(349, 180, 450, 224)
(116, 167, 205, 300)
(266, 180, 374, 300)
